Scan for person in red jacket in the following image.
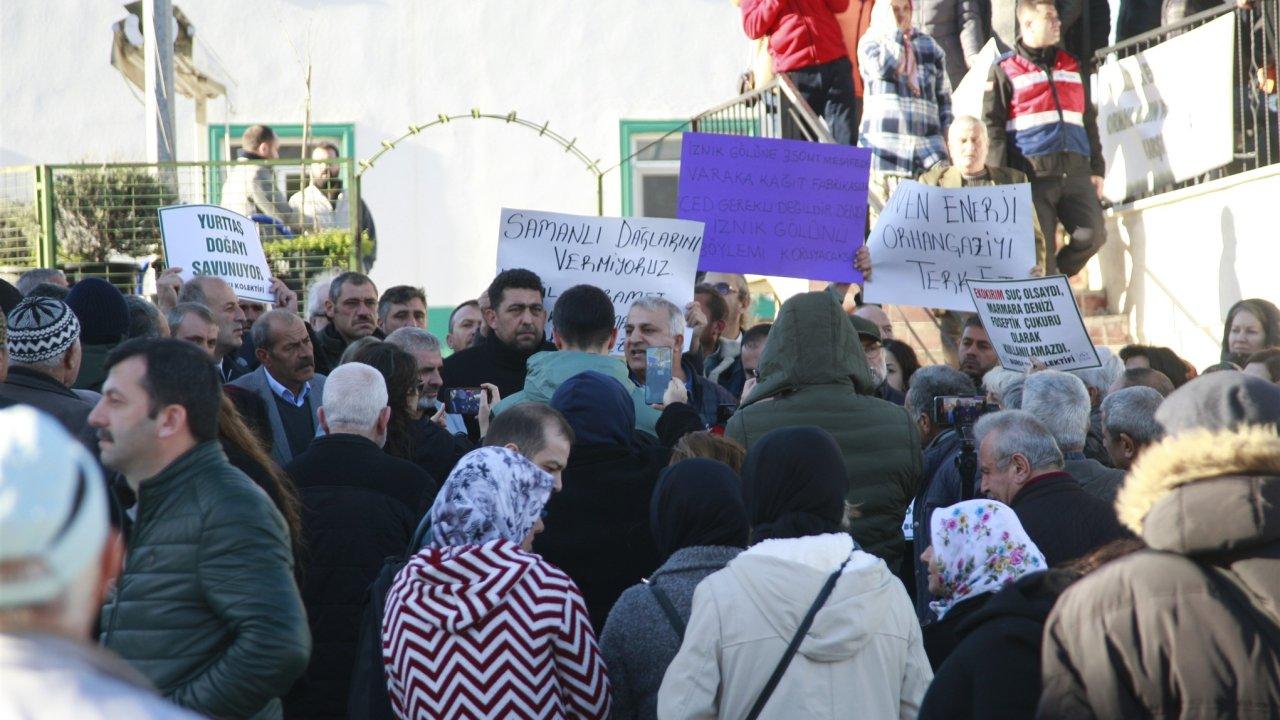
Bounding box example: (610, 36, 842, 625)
(741, 0, 859, 144)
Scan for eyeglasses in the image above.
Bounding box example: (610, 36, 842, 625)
(713, 282, 735, 296)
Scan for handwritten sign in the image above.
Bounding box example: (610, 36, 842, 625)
(862, 180, 1036, 312)
(158, 204, 273, 303)
(967, 275, 1100, 372)
(676, 132, 870, 283)
(497, 208, 703, 354)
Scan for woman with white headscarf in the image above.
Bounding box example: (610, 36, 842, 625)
(918, 499, 1046, 670)
(381, 447, 610, 720)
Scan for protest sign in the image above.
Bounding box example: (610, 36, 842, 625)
(952, 38, 1001, 119)
(967, 275, 1100, 372)
(1095, 14, 1234, 203)
(158, 204, 273, 303)
(676, 132, 870, 283)
(862, 180, 1037, 312)
(496, 208, 703, 354)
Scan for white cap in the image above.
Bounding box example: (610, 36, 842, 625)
(0, 406, 108, 608)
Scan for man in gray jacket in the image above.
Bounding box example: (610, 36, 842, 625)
(230, 309, 327, 466)
(93, 339, 310, 720)
(219, 124, 300, 233)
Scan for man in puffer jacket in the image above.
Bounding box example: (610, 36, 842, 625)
(983, 0, 1107, 278)
(1037, 372, 1280, 718)
(93, 339, 310, 720)
(726, 291, 922, 571)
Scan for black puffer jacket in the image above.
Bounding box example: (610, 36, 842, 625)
(920, 571, 1070, 720)
(283, 433, 436, 719)
(100, 441, 310, 720)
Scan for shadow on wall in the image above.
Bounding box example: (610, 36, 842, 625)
(1218, 207, 1242, 321)
(1118, 211, 1147, 344)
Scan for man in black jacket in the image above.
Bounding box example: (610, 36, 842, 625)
(906, 364, 978, 619)
(974, 409, 1129, 566)
(316, 272, 384, 370)
(283, 361, 437, 720)
(0, 297, 96, 449)
(442, 269, 554, 401)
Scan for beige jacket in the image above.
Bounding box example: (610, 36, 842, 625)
(658, 533, 933, 719)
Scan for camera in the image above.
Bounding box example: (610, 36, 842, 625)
(933, 396, 997, 500)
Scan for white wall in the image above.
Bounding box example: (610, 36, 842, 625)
(0, 0, 748, 306)
(1103, 166, 1280, 370)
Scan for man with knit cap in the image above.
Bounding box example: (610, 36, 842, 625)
(1038, 372, 1280, 717)
(0, 296, 96, 444)
(0, 406, 200, 719)
(66, 278, 130, 393)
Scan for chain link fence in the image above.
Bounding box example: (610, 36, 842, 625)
(0, 158, 365, 313)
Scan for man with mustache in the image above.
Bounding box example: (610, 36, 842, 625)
(229, 309, 328, 467)
(315, 272, 383, 371)
(442, 269, 554, 400)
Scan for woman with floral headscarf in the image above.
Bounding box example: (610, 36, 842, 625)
(918, 499, 1046, 670)
(381, 447, 610, 720)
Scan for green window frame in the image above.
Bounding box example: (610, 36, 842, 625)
(207, 123, 356, 163)
(618, 118, 760, 217)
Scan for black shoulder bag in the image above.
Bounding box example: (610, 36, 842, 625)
(644, 578, 687, 639)
(744, 554, 853, 720)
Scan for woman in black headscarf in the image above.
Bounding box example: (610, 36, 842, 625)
(538, 371, 671, 631)
(742, 425, 851, 543)
(658, 426, 932, 719)
(599, 458, 749, 720)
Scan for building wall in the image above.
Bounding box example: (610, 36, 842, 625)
(1103, 166, 1280, 370)
(0, 0, 748, 306)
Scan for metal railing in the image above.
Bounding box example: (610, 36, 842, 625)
(0, 158, 365, 311)
(691, 74, 837, 143)
(1094, 0, 1279, 203)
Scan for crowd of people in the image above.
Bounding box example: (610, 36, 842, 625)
(0, 249, 1277, 719)
(1, 0, 1278, 716)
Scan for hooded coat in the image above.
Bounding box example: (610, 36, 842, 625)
(1036, 425, 1280, 719)
(494, 349, 661, 437)
(657, 533, 933, 719)
(726, 291, 922, 568)
(537, 372, 671, 631)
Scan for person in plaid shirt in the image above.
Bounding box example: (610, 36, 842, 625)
(856, 0, 953, 220)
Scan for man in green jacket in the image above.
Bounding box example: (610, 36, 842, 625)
(494, 284, 662, 438)
(726, 291, 923, 570)
(91, 339, 310, 720)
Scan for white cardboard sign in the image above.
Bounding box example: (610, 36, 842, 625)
(158, 204, 273, 303)
(862, 181, 1037, 312)
(967, 275, 1100, 372)
(496, 208, 704, 354)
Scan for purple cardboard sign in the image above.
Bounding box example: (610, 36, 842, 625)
(677, 132, 870, 283)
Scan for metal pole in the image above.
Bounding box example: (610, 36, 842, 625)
(143, 0, 176, 162)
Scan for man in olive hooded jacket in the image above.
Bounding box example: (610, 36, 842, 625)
(726, 290, 922, 569)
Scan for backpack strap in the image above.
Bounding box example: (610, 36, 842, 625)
(643, 578, 686, 640)
(744, 553, 854, 720)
